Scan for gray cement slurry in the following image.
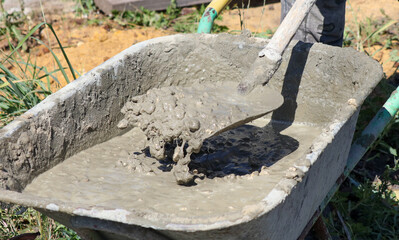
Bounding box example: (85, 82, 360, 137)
(24, 118, 321, 224)
(117, 81, 283, 184)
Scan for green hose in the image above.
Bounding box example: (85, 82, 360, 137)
(197, 7, 218, 33)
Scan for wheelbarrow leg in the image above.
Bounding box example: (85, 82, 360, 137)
(298, 212, 331, 240)
(312, 216, 332, 240)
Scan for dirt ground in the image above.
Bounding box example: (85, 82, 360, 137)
(22, 0, 399, 86)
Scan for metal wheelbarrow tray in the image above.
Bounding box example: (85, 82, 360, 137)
(0, 34, 383, 240)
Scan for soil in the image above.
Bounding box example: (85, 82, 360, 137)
(31, 21, 174, 86)
(18, 0, 398, 88)
(217, 0, 399, 77)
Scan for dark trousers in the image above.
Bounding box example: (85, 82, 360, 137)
(281, 0, 346, 47)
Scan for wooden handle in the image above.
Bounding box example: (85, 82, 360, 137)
(208, 0, 232, 14)
(258, 0, 317, 59)
(237, 0, 317, 95)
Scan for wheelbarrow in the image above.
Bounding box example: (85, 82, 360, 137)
(0, 3, 392, 240)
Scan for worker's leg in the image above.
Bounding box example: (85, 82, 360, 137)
(280, 0, 346, 47)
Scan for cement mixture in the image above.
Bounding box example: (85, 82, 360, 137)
(117, 81, 283, 184)
(5, 32, 383, 239)
(24, 118, 321, 222)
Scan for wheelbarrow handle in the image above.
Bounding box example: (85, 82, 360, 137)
(258, 0, 317, 60)
(197, 0, 232, 34)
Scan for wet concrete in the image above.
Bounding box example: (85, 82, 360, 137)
(0, 34, 382, 192)
(117, 81, 283, 184)
(24, 118, 320, 222)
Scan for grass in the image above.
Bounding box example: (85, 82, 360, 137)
(344, 3, 398, 56)
(0, 21, 77, 126)
(0, 7, 80, 238)
(1, 205, 80, 240)
(109, 0, 228, 33)
(325, 115, 399, 239)
(326, 177, 399, 239)
(74, 0, 97, 17)
(0, 0, 29, 52)
(73, 0, 228, 33)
